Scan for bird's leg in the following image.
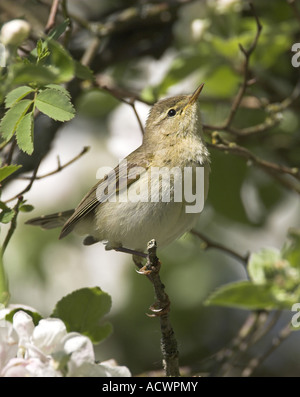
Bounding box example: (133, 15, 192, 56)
(113, 246, 147, 258)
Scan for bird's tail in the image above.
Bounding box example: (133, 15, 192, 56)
(25, 209, 75, 230)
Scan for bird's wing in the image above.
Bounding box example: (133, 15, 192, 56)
(59, 146, 152, 239)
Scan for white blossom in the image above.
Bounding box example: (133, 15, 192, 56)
(0, 19, 31, 46)
(0, 307, 131, 377)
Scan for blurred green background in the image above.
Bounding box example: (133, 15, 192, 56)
(1, 0, 300, 376)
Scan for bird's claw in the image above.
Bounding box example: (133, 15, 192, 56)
(146, 299, 170, 317)
(136, 265, 152, 275)
(136, 260, 161, 276)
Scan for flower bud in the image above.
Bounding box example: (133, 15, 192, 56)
(0, 19, 31, 46)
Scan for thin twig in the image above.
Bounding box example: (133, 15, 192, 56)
(223, 1, 262, 129)
(135, 240, 180, 377)
(190, 229, 249, 266)
(44, 0, 60, 34)
(80, 36, 101, 67)
(95, 75, 148, 135)
(207, 134, 300, 194)
(223, 311, 283, 376)
(3, 139, 17, 167)
(126, 98, 145, 135)
(203, 79, 300, 137)
(210, 311, 261, 377)
(208, 140, 300, 180)
(241, 321, 292, 377)
(19, 146, 90, 181)
(5, 162, 41, 203)
(2, 196, 23, 256)
(61, 0, 72, 46)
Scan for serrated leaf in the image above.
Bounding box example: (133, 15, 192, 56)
(204, 280, 292, 310)
(45, 84, 71, 98)
(0, 164, 22, 182)
(15, 112, 34, 154)
(51, 287, 112, 344)
(35, 88, 75, 121)
(0, 99, 33, 142)
(5, 86, 35, 108)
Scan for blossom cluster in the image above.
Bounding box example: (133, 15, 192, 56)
(0, 306, 131, 377)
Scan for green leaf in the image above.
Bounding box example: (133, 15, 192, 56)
(5, 86, 35, 108)
(205, 280, 292, 310)
(205, 66, 240, 98)
(5, 308, 43, 326)
(0, 99, 33, 142)
(45, 84, 71, 98)
(15, 112, 34, 154)
(0, 202, 15, 224)
(12, 63, 59, 85)
(51, 287, 112, 344)
(35, 88, 75, 121)
(74, 61, 94, 81)
(47, 19, 70, 41)
(47, 40, 75, 83)
(248, 248, 282, 284)
(19, 203, 34, 213)
(76, 89, 119, 118)
(29, 39, 74, 84)
(0, 164, 22, 182)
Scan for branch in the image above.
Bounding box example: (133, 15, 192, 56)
(44, 0, 60, 34)
(210, 310, 282, 377)
(2, 196, 23, 256)
(19, 146, 90, 181)
(223, 1, 262, 129)
(95, 74, 150, 135)
(5, 162, 41, 204)
(203, 79, 300, 137)
(190, 229, 249, 266)
(207, 134, 300, 193)
(135, 240, 180, 377)
(241, 320, 292, 377)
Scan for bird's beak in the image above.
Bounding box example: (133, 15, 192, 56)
(188, 83, 204, 106)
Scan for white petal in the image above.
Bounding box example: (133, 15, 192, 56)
(0, 19, 31, 46)
(32, 318, 67, 355)
(63, 333, 95, 362)
(1, 357, 62, 377)
(0, 321, 18, 372)
(13, 311, 35, 344)
(98, 360, 131, 377)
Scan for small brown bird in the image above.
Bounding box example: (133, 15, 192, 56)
(27, 84, 210, 255)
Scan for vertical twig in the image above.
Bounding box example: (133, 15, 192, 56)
(44, 0, 60, 34)
(223, 1, 262, 129)
(136, 240, 180, 377)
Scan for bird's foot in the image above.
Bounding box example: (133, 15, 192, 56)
(147, 296, 170, 317)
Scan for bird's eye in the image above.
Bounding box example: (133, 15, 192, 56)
(167, 109, 176, 117)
